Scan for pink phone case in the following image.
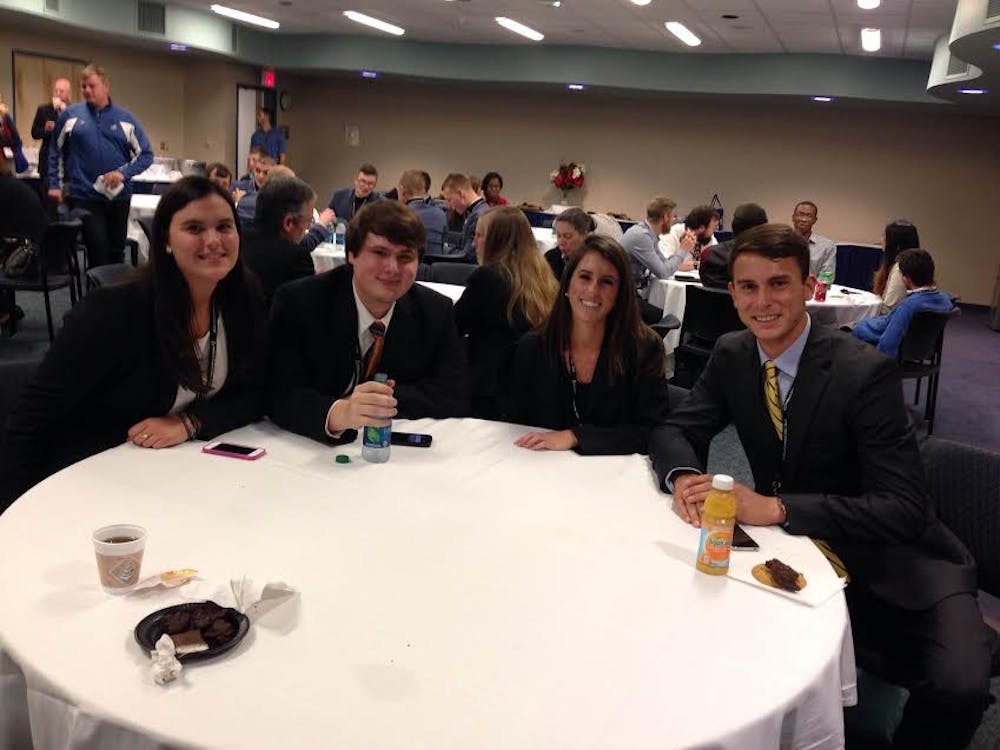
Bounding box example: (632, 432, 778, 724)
(201, 442, 266, 461)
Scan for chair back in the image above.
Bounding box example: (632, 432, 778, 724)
(137, 216, 154, 245)
(679, 285, 745, 349)
(38, 220, 82, 281)
(430, 262, 476, 286)
(415, 262, 432, 282)
(897, 307, 959, 366)
(920, 437, 1000, 597)
(0, 358, 40, 435)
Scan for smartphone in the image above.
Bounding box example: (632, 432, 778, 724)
(390, 432, 433, 448)
(202, 441, 266, 460)
(732, 524, 759, 551)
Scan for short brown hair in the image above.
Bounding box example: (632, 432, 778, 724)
(80, 63, 108, 83)
(684, 205, 718, 231)
(358, 162, 378, 178)
(731, 223, 810, 281)
(346, 200, 427, 259)
(897, 248, 935, 287)
(399, 169, 426, 196)
(646, 197, 677, 222)
(441, 173, 472, 192)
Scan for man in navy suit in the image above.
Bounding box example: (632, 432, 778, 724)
(267, 200, 467, 445)
(327, 162, 382, 221)
(651, 224, 997, 749)
(441, 172, 488, 263)
(396, 169, 447, 258)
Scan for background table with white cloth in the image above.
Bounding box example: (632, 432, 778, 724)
(127, 193, 160, 263)
(532, 226, 556, 253)
(309, 242, 347, 274)
(0, 419, 855, 750)
(649, 276, 883, 352)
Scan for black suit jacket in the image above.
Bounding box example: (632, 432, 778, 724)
(699, 237, 735, 289)
(328, 188, 382, 220)
(509, 330, 670, 455)
(31, 104, 59, 188)
(267, 265, 469, 444)
(544, 247, 566, 282)
(650, 323, 976, 610)
(241, 228, 314, 309)
(0, 280, 267, 509)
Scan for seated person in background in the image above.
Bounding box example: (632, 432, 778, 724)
(456, 207, 558, 419)
(0, 176, 266, 512)
(233, 145, 266, 197)
(397, 169, 447, 257)
(236, 160, 284, 229)
(699, 202, 767, 289)
(206, 162, 232, 193)
(0, 93, 28, 174)
(242, 176, 320, 308)
(791, 200, 836, 280)
(650, 223, 997, 750)
(545, 207, 594, 281)
(872, 219, 920, 313)
(267, 200, 468, 445)
(328, 162, 382, 221)
(660, 204, 718, 264)
(441, 172, 489, 263)
(620, 196, 688, 324)
(852, 249, 954, 357)
(0, 149, 49, 332)
(482, 172, 508, 207)
(508, 235, 670, 455)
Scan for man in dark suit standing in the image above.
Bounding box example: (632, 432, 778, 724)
(441, 172, 488, 263)
(650, 224, 997, 749)
(30, 78, 71, 196)
(267, 200, 468, 445)
(327, 162, 382, 221)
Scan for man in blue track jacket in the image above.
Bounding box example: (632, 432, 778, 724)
(47, 63, 153, 268)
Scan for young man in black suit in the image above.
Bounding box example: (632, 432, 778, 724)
(267, 200, 468, 445)
(650, 224, 997, 749)
(30, 77, 71, 197)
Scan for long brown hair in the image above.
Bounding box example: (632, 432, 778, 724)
(872, 220, 920, 296)
(480, 206, 558, 328)
(543, 235, 661, 380)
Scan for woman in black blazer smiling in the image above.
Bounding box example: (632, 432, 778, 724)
(1, 176, 266, 510)
(508, 235, 670, 455)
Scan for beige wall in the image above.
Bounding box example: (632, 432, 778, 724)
(283, 77, 1000, 305)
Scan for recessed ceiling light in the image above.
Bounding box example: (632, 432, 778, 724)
(495, 17, 544, 42)
(169, 43, 188, 52)
(812, 96, 834, 102)
(993, 43, 1000, 51)
(861, 27, 881, 52)
(551, 1, 562, 7)
(567, 83, 585, 91)
(665, 22, 701, 47)
(630, 0, 652, 6)
(360, 70, 378, 79)
(210, 4, 280, 30)
(857, 0, 880, 9)
(343, 10, 405, 36)
(958, 88, 987, 95)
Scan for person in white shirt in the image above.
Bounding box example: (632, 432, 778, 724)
(659, 205, 719, 263)
(791, 200, 836, 280)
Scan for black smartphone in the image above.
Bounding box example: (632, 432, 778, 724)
(732, 524, 759, 551)
(390, 431, 433, 448)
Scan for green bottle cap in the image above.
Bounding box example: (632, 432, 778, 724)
(335, 454, 350, 464)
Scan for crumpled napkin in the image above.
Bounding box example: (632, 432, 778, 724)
(150, 634, 183, 685)
(93, 175, 125, 199)
(231, 576, 299, 625)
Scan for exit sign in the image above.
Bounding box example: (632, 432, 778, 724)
(261, 69, 276, 88)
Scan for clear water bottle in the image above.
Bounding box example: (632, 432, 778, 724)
(334, 219, 346, 249)
(325, 222, 335, 244)
(361, 372, 391, 463)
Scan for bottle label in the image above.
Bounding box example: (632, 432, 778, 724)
(696, 522, 733, 570)
(362, 425, 390, 449)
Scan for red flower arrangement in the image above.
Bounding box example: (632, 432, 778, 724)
(550, 162, 586, 194)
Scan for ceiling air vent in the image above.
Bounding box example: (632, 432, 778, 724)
(988, 0, 1000, 19)
(137, 1, 166, 35)
(44, 0, 59, 11)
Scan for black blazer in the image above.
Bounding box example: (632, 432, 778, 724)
(328, 188, 382, 220)
(508, 330, 670, 455)
(649, 323, 976, 610)
(454, 265, 530, 417)
(0, 280, 267, 509)
(267, 265, 469, 444)
(544, 247, 566, 282)
(699, 237, 735, 289)
(241, 228, 314, 309)
(31, 103, 59, 187)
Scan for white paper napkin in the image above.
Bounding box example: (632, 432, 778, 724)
(93, 175, 125, 199)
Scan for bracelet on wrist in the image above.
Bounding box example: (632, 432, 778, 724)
(775, 496, 788, 527)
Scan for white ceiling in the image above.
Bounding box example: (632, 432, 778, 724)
(178, 0, 958, 60)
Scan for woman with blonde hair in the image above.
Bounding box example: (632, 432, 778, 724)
(455, 206, 558, 418)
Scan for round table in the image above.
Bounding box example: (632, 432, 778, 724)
(310, 242, 347, 274)
(649, 277, 883, 352)
(531, 226, 556, 253)
(0, 419, 854, 749)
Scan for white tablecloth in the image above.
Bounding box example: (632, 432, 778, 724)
(309, 242, 346, 274)
(0, 419, 854, 750)
(649, 277, 883, 352)
(531, 226, 556, 253)
(417, 281, 464, 303)
(127, 194, 160, 263)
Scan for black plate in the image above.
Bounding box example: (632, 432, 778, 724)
(134, 600, 250, 663)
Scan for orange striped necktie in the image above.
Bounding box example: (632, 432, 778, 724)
(363, 321, 386, 381)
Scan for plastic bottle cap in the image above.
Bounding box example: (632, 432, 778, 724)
(374, 372, 389, 384)
(335, 454, 350, 464)
(712, 474, 734, 491)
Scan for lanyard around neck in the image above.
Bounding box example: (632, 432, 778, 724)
(195, 301, 218, 403)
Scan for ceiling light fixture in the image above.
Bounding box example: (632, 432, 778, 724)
(630, 0, 652, 6)
(860, 27, 881, 52)
(495, 17, 544, 42)
(812, 96, 834, 102)
(857, 0, 880, 9)
(665, 22, 701, 47)
(360, 70, 378, 79)
(567, 83, 585, 90)
(958, 88, 987, 95)
(343, 10, 405, 36)
(210, 4, 280, 30)
(169, 43, 188, 52)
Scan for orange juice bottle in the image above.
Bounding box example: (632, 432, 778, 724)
(695, 474, 736, 575)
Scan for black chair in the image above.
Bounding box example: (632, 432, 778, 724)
(416, 262, 432, 282)
(86, 264, 135, 290)
(651, 314, 681, 340)
(671, 286, 745, 388)
(137, 215, 154, 246)
(0, 220, 82, 342)
(429, 262, 476, 286)
(896, 307, 959, 435)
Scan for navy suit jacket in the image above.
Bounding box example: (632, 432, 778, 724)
(328, 187, 382, 220)
(406, 198, 447, 258)
(650, 323, 976, 610)
(267, 265, 469, 444)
